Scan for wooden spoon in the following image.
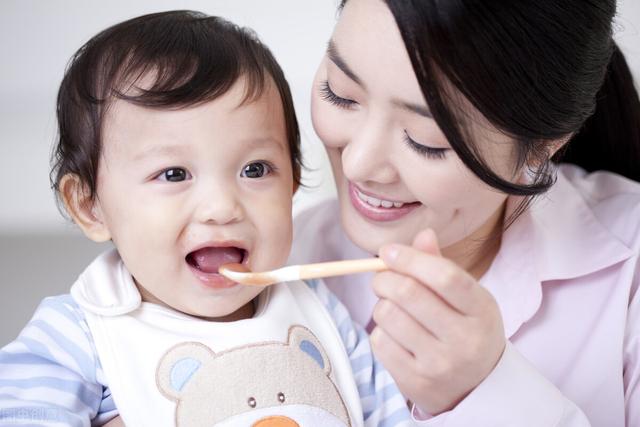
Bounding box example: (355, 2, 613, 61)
(218, 258, 387, 286)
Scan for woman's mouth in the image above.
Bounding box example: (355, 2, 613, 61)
(186, 246, 248, 289)
(348, 182, 421, 222)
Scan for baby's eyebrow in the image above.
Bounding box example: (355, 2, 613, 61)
(134, 144, 186, 161)
(243, 137, 287, 153)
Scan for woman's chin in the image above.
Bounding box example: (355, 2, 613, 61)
(340, 206, 409, 254)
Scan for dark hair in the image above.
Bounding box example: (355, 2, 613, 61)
(341, 0, 640, 196)
(51, 10, 301, 206)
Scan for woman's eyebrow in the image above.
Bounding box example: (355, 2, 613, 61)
(327, 39, 364, 87)
(392, 99, 432, 118)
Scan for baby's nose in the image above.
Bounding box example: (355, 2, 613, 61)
(194, 188, 243, 225)
(252, 415, 300, 427)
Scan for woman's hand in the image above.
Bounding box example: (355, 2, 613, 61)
(103, 416, 126, 427)
(370, 229, 506, 416)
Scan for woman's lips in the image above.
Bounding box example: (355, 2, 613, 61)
(348, 182, 420, 222)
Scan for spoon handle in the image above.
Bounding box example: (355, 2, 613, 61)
(297, 257, 387, 280)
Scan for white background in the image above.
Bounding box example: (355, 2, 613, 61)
(1, 1, 639, 343)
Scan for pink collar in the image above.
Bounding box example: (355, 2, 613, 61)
(481, 166, 633, 337)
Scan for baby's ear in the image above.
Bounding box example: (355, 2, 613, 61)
(156, 342, 216, 401)
(59, 174, 111, 242)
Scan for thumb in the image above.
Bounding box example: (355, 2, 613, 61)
(412, 228, 442, 257)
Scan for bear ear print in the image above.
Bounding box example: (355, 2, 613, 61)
(287, 325, 331, 375)
(156, 342, 216, 401)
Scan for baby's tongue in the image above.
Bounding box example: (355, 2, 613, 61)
(189, 247, 243, 274)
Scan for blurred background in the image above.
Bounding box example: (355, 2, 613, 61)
(1, 0, 639, 345)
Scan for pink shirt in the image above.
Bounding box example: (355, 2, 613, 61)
(290, 164, 640, 426)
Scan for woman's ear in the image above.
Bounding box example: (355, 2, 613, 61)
(59, 174, 111, 242)
(549, 134, 573, 158)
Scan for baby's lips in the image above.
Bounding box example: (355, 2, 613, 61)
(187, 246, 245, 274)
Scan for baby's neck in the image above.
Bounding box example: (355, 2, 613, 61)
(135, 281, 256, 322)
(199, 301, 256, 322)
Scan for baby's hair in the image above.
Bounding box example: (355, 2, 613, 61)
(50, 10, 301, 210)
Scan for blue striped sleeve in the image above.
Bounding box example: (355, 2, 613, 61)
(0, 294, 117, 426)
(306, 280, 413, 427)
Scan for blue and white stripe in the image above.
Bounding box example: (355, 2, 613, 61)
(1, 285, 411, 426)
(0, 295, 116, 426)
(307, 279, 413, 426)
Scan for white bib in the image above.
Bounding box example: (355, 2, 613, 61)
(71, 250, 364, 427)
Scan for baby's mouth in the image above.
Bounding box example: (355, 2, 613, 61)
(186, 247, 247, 274)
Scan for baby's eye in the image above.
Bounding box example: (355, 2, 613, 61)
(240, 161, 274, 179)
(156, 167, 191, 182)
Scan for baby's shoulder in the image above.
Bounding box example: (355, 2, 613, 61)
(31, 293, 88, 329)
(5, 293, 101, 383)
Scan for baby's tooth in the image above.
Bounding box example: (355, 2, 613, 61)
(393, 202, 404, 208)
(381, 200, 393, 208)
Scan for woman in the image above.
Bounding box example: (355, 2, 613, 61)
(291, 0, 640, 425)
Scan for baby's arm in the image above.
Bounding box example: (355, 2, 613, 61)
(0, 295, 118, 426)
(307, 279, 413, 427)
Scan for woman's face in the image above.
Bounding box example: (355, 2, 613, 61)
(311, 0, 518, 257)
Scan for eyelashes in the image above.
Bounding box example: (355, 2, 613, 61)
(319, 79, 448, 160)
(403, 131, 448, 160)
(240, 161, 276, 179)
(152, 161, 278, 183)
(319, 80, 357, 109)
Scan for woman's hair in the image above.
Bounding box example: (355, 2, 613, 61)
(341, 0, 640, 196)
(51, 10, 301, 206)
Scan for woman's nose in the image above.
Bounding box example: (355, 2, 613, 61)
(341, 119, 398, 184)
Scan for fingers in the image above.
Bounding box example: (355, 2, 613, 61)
(379, 238, 484, 316)
(412, 228, 442, 257)
(371, 296, 439, 351)
(369, 326, 421, 392)
(372, 271, 461, 340)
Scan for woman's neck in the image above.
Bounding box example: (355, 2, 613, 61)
(441, 202, 506, 281)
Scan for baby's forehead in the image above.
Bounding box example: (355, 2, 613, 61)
(100, 82, 289, 160)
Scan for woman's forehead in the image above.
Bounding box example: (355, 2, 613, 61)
(331, 0, 425, 105)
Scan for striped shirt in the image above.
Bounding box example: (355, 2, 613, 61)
(0, 280, 412, 426)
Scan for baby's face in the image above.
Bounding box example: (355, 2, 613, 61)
(94, 79, 294, 320)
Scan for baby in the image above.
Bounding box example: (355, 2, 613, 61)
(0, 10, 412, 427)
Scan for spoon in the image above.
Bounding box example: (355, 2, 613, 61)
(218, 258, 387, 286)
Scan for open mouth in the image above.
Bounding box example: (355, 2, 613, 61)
(353, 186, 417, 209)
(185, 246, 248, 275)
(348, 182, 421, 222)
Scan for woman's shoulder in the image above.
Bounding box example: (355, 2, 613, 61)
(559, 164, 640, 249)
(293, 198, 341, 235)
(290, 198, 344, 264)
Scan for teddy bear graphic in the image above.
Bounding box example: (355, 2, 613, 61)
(156, 325, 352, 427)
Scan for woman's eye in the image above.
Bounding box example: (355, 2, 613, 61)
(157, 167, 191, 182)
(403, 131, 449, 160)
(319, 80, 357, 109)
(241, 161, 273, 179)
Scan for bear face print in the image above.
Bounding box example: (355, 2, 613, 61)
(157, 325, 351, 427)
